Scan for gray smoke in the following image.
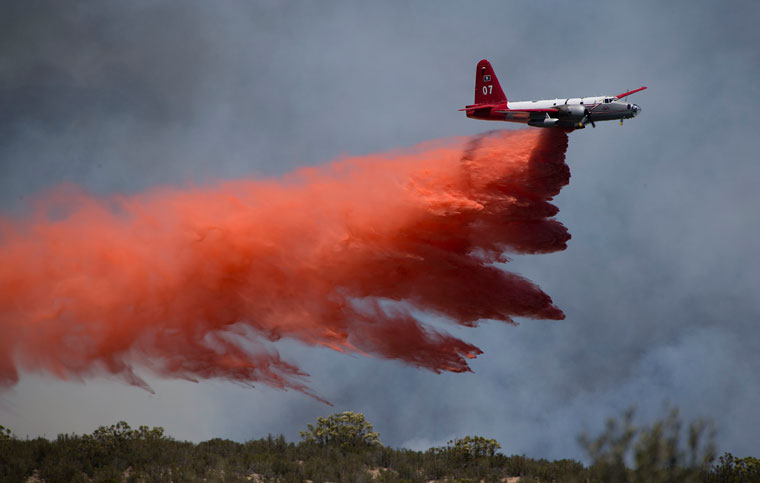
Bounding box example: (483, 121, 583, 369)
(1, 0, 759, 461)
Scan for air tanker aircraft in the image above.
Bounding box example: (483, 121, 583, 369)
(461, 59, 646, 129)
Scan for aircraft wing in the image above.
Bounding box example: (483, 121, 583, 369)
(615, 86, 647, 98)
(493, 108, 558, 113)
(460, 105, 558, 113)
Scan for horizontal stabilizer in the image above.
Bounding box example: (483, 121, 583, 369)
(459, 104, 500, 112)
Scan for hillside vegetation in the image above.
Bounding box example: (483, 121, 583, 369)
(0, 409, 757, 482)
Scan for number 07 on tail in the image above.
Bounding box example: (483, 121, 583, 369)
(461, 59, 646, 129)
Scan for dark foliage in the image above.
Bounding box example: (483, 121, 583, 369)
(705, 453, 760, 483)
(0, 410, 754, 482)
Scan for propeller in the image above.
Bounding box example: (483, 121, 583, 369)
(581, 108, 596, 128)
(579, 105, 598, 128)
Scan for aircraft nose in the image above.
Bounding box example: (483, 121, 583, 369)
(632, 104, 641, 117)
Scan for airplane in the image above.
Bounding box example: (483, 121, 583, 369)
(460, 59, 646, 129)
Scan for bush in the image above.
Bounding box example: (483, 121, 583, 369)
(0, 407, 753, 482)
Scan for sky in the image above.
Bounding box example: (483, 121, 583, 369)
(1, 0, 759, 462)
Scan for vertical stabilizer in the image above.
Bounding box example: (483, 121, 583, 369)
(474, 59, 507, 105)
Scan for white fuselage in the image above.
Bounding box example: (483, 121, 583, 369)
(510, 95, 632, 113)
(504, 95, 641, 128)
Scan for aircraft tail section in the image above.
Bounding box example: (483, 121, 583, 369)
(474, 59, 507, 105)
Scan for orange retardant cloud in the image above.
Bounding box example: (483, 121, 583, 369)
(0, 128, 570, 402)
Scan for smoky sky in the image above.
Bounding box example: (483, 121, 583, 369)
(1, 0, 759, 462)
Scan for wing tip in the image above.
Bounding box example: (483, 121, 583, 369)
(616, 86, 648, 98)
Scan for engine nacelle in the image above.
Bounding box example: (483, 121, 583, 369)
(557, 104, 586, 120)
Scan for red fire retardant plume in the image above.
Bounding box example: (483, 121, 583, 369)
(0, 128, 570, 402)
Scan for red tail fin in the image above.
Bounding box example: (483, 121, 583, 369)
(474, 59, 507, 105)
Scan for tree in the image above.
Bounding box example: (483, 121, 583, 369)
(707, 453, 760, 482)
(300, 411, 381, 450)
(448, 435, 501, 459)
(0, 424, 13, 441)
(579, 406, 715, 483)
